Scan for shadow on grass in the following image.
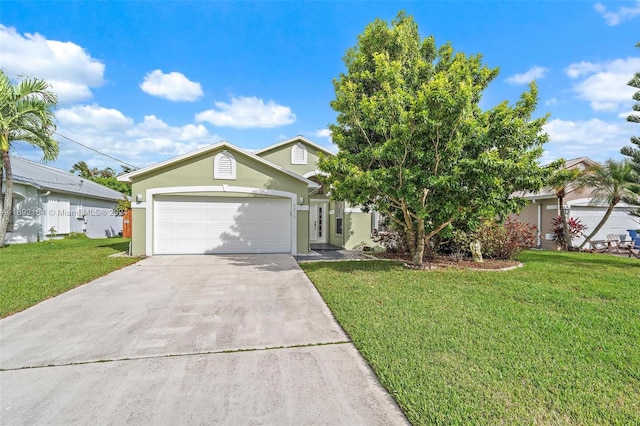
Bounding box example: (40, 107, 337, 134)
(300, 259, 402, 274)
(97, 240, 131, 252)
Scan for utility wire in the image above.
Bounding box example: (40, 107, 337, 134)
(54, 132, 139, 169)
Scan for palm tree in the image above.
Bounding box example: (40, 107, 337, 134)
(70, 161, 96, 179)
(577, 159, 638, 250)
(548, 166, 583, 250)
(0, 71, 58, 247)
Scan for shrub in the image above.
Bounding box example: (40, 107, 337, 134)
(476, 217, 538, 260)
(552, 216, 587, 250)
(372, 229, 409, 254)
(65, 232, 88, 240)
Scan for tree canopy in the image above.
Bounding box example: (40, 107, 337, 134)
(319, 12, 553, 266)
(1, 71, 58, 247)
(620, 41, 640, 219)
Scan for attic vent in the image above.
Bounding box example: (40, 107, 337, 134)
(214, 151, 236, 180)
(291, 143, 307, 165)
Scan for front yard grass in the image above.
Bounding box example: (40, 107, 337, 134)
(301, 251, 640, 425)
(0, 237, 139, 317)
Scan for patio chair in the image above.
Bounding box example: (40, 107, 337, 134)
(630, 242, 640, 259)
(588, 240, 609, 253)
(606, 234, 630, 254)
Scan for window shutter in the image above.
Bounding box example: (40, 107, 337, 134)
(291, 144, 307, 164)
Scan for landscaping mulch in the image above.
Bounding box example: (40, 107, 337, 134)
(372, 252, 521, 270)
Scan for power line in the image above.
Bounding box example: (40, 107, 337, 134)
(54, 132, 139, 169)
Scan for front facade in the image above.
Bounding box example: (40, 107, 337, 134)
(3, 157, 125, 244)
(119, 136, 379, 256)
(516, 157, 639, 250)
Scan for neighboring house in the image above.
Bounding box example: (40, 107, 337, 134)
(2, 156, 126, 244)
(515, 157, 639, 250)
(117, 136, 380, 256)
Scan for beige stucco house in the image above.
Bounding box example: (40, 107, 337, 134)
(118, 136, 379, 256)
(515, 157, 639, 250)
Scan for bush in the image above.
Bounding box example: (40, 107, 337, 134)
(65, 232, 88, 240)
(552, 215, 587, 250)
(476, 217, 538, 260)
(372, 229, 408, 254)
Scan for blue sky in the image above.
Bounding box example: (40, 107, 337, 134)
(1, 1, 639, 173)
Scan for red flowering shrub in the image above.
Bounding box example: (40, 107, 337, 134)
(476, 217, 538, 260)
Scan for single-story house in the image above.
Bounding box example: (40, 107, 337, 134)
(515, 157, 639, 250)
(117, 136, 379, 256)
(2, 156, 126, 244)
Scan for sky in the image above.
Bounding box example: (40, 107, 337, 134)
(1, 1, 639, 173)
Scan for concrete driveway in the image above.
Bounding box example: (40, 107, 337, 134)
(0, 255, 408, 425)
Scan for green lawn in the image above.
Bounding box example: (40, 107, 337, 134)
(0, 237, 140, 317)
(301, 251, 640, 425)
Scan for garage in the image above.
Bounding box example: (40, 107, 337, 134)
(570, 205, 637, 244)
(154, 195, 292, 254)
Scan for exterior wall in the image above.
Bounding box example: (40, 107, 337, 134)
(296, 209, 309, 254)
(4, 183, 41, 244)
(517, 198, 559, 250)
(257, 141, 326, 176)
(131, 208, 146, 256)
(129, 146, 310, 255)
(4, 184, 122, 244)
(343, 212, 376, 250)
(131, 147, 309, 204)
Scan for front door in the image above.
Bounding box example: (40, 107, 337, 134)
(309, 201, 328, 243)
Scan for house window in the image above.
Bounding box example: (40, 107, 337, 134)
(291, 143, 307, 165)
(214, 151, 236, 180)
(336, 201, 343, 235)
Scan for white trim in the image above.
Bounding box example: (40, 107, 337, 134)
(291, 143, 308, 165)
(303, 170, 329, 178)
(294, 205, 310, 211)
(132, 202, 147, 209)
(213, 151, 236, 180)
(567, 197, 633, 208)
(118, 141, 319, 188)
(145, 186, 299, 256)
(255, 135, 334, 157)
(344, 207, 363, 213)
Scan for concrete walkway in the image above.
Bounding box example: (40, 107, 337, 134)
(0, 255, 408, 425)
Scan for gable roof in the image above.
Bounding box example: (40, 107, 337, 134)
(519, 157, 600, 200)
(117, 141, 319, 188)
(6, 156, 126, 201)
(254, 135, 334, 157)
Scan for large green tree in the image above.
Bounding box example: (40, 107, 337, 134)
(320, 12, 552, 267)
(620, 41, 640, 218)
(576, 159, 637, 249)
(1, 71, 58, 247)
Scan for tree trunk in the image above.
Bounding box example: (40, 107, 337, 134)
(0, 150, 13, 248)
(578, 201, 618, 250)
(411, 218, 425, 267)
(558, 194, 571, 250)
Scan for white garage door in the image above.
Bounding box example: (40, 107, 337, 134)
(570, 206, 637, 245)
(154, 196, 291, 254)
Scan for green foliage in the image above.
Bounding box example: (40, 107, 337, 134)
(620, 41, 640, 217)
(552, 215, 587, 249)
(91, 176, 132, 195)
(0, 237, 138, 317)
(301, 252, 640, 424)
(65, 232, 88, 240)
(320, 12, 551, 266)
(1, 71, 58, 247)
(475, 217, 538, 259)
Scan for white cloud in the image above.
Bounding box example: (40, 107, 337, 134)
(545, 98, 558, 106)
(0, 25, 105, 104)
(565, 57, 640, 111)
(313, 129, 332, 138)
(49, 104, 223, 169)
(140, 70, 203, 102)
(542, 118, 635, 162)
(196, 96, 296, 128)
(506, 66, 548, 85)
(594, 1, 640, 26)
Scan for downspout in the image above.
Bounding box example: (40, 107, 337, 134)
(537, 202, 542, 248)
